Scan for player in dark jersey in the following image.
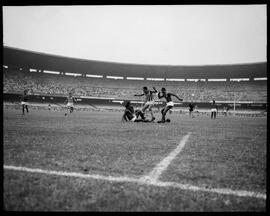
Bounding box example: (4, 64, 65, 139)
(188, 102, 195, 118)
(134, 86, 157, 121)
(64, 92, 76, 116)
(20, 89, 30, 115)
(157, 88, 183, 123)
(122, 100, 144, 122)
(210, 99, 218, 119)
(122, 100, 154, 122)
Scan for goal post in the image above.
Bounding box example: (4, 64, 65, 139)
(234, 94, 236, 116)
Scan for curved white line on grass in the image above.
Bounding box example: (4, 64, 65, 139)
(140, 132, 192, 183)
(4, 165, 266, 200)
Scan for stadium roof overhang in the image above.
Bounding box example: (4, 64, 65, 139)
(3, 46, 267, 79)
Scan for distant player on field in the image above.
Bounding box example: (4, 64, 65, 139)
(223, 106, 228, 116)
(210, 99, 218, 119)
(20, 89, 30, 115)
(188, 102, 195, 118)
(157, 88, 183, 123)
(134, 86, 157, 122)
(64, 92, 76, 116)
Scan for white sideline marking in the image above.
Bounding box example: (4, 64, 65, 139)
(4, 165, 138, 183)
(4, 165, 266, 200)
(140, 132, 191, 183)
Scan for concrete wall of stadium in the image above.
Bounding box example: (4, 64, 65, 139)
(3, 93, 267, 111)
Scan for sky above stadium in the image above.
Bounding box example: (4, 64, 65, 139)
(3, 5, 267, 66)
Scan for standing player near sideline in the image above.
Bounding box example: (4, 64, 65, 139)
(134, 86, 157, 122)
(157, 88, 183, 123)
(210, 99, 218, 119)
(64, 92, 76, 116)
(188, 102, 195, 118)
(223, 106, 229, 116)
(20, 89, 30, 115)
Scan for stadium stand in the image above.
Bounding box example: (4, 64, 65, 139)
(3, 67, 267, 102)
(3, 46, 267, 103)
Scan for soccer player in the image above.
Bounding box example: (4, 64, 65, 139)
(210, 99, 218, 119)
(134, 86, 157, 121)
(64, 92, 76, 116)
(188, 102, 195, 118)
(122, 100, 144, 122)
(223, 106, 228, 116)
(157, 88, 183, 123)
(122, 100, 154, 122)
(20, 89, 30, 115)
(40, 96, 45, 103)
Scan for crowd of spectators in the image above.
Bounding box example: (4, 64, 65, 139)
(3, 68, 267, 102)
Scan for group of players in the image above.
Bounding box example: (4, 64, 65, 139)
(122, 86, 219, 123)
(122, 86, 183, 123)
(20, 90, 76, 116)
(20, 87, 219, 122)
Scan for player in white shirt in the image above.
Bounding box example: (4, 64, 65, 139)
(64, 92, 76, 116)
(134, 86, 157, 122)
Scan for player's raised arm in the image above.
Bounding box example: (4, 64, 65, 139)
(150, 87, 157, 93)
(170, 93, 183, 101)
(134, 93, 144, 97)
(157, 92, 164, 99)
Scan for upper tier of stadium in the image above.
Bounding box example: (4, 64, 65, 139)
(3, 46, 266, 79)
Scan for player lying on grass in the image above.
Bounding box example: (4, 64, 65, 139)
(134, 86, 157, 122)
(64, 92, 76, 116)
(20, 89, 30, 115)
(157, 88, 183, 123)
(122, 100, 154, 122)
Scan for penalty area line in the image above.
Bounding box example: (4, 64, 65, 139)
(4, 164, 266, 200)
(140, 132, 192, 183)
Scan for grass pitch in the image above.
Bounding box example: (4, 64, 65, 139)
(3, 108, 266, 211)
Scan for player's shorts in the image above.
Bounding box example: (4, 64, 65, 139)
(21, 101, 29, 105)
(145, 100, 155, 106)
(131, 115, 137, 122)
(142, 101, 155, 111)
(67, 102, 74, 107)
(211, 108, 217, 112)
(166, 101, 174, 107)
(144, 101, 155, 108)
